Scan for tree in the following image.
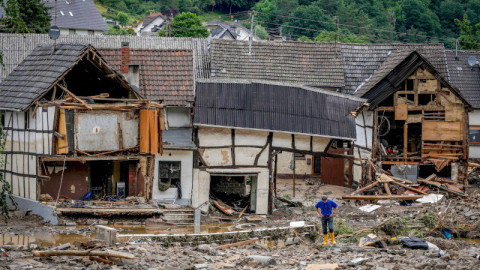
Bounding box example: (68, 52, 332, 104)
(438, 0, 464, 36)
(395, 0, 441, 38)
(105, 25, 135, 35)
(285, 4, 335, 38)
(254, 24, 269, 39)
(11, 0, 50, 33)
(160, 12, 208, 38)
(254, 0, 298, 34)
(117, 12, 129, 27)
(455, 14, 480, 50)
(314, 30, 369, 43)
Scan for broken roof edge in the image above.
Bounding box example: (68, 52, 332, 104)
(194, 123, 357, 141)
(195, 78, 367, 103)
(355, 50, 472, 109)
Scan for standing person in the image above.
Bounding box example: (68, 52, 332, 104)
(315, 195, 339, 245)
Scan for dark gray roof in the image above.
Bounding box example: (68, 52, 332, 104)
(140, 12, 166, 29)
(341, 43, 447, 95)
(0, 43, 89, 110)
(194, 80, 365, 140)
(163, 128, 196, 149)
(45, 0, 108, 32)
(210, 39, 345, 88)
(445, 50, 480, 109)
(354, 51, 471, 108)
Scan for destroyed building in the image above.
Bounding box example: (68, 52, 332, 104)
(353, 51, 472, 186)
(192, 80, 365, 214)
(99, 43, 197, 205)
(0, 43, 163, 209)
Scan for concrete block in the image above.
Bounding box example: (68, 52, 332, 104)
(7, 195, 58, 225)
(95, 225, 117, 245)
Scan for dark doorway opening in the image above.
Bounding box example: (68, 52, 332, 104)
(210, 174, 257, 213)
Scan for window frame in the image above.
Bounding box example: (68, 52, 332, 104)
(470, 126, 480, 145)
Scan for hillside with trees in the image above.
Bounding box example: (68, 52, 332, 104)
(95, 0, 480, 48)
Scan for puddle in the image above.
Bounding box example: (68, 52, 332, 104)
(455, 238, 480, 244)
(0, 231, 90, 247)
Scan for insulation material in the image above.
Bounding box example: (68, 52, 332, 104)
(76, 113, 119, 151)
(395, 104, 408, 120)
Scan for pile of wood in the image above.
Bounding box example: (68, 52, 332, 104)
(343, 160, 467, 201)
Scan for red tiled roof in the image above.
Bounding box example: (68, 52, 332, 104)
(99, 49, 194, 106)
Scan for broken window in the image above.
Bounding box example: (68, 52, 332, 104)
(158, 161, 181, 197)
(210, 174, 256, 213)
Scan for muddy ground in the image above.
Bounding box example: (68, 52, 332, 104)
(0, 178, 479, 269)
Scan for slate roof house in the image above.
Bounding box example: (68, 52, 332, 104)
(135, 12, 167, 36)
(44, 0, 109, 35)
(0, 43, 163, 223)
(206, 19, 260, 41)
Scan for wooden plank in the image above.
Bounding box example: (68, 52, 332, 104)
(422, 121, 463, 141)
(395, 104, 408, 120)
(56, 84, 93, 110)
(383, 182, 391, 195)
(389, 181, 429, 195)
(56, 109, 68, 154)
(351, 181, 379, 195)
(404, 122, 408, 158)
(139, 110, 149, 153)
(342, 195, 423, 200)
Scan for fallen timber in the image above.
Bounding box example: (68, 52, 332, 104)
(117, 224, 316, 246)
(342, 195, 424, 200)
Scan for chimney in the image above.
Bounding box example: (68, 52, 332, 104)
(120, 42, 140, 90)
(121, 42, 130, 74)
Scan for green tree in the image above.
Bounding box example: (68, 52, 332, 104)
(105, 25, 136, 36)
(2, 0, 49, 33)
(314, 30, 368, 43)
(285, 4, 335, 38)
(254, 24, 269, 39)
(160, 12, 208, 38)
(254, 0, 298, 33)
(455, 14, 480, 50)
(395, 0, 441, 38)
(297, 35, 313, 42)
(438, 0, 464, 36)
(117, 12, 129, 26)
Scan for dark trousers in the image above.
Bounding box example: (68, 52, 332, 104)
(321, 216, 334, 234)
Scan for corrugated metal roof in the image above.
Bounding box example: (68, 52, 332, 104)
(0, 43, 89, 110)
(194, 80, 365, 139)
(210, 39, 345, 88)
(99, 49, 194, 106)
(45, 0, 109, 32)
(445, 50, 480, 109)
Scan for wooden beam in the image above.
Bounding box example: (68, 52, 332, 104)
(56, 84, 93, 110)
(342, 195, 423, 200)
(351, 181, 379, 195)
(389, 181, 428, 195)
(383, 182, 392, 195)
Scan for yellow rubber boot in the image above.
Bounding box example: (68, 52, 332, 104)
(330, 232, 336, 245)
(323, 234, 329, 245)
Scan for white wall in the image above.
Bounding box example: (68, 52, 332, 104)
(469, 110, 480, 159)
(353, 109, 374, 183)
(152, 150, 193, 204)
(60, 28, 103, 35)
(3, 106, 55, 200)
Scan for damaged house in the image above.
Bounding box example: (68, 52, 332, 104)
(353, 50, 472, 186)
(99, 43, 197, 205)
(0, 43, 163, 214)
(191, 80, 365, 214)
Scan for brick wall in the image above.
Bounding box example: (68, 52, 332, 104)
(211, 176, 246, 195)
(128, 164, 136, 196)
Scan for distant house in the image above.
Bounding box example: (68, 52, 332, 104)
(45, 0, 108, 35)
(135, 12, 167, 36)
(206, 19, 260, 41)
(445, 50, 480, 159)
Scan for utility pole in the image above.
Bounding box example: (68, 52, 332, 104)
(334, 16, 339, 57)
(248, 11, 255, 55)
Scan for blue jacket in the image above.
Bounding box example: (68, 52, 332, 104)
(315, 199, 338, 216)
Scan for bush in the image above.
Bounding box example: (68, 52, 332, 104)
(380, 217, 409, 236)
(423, 211, 438, 229)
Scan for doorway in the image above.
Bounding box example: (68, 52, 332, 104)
(210, 174, 258, 213)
